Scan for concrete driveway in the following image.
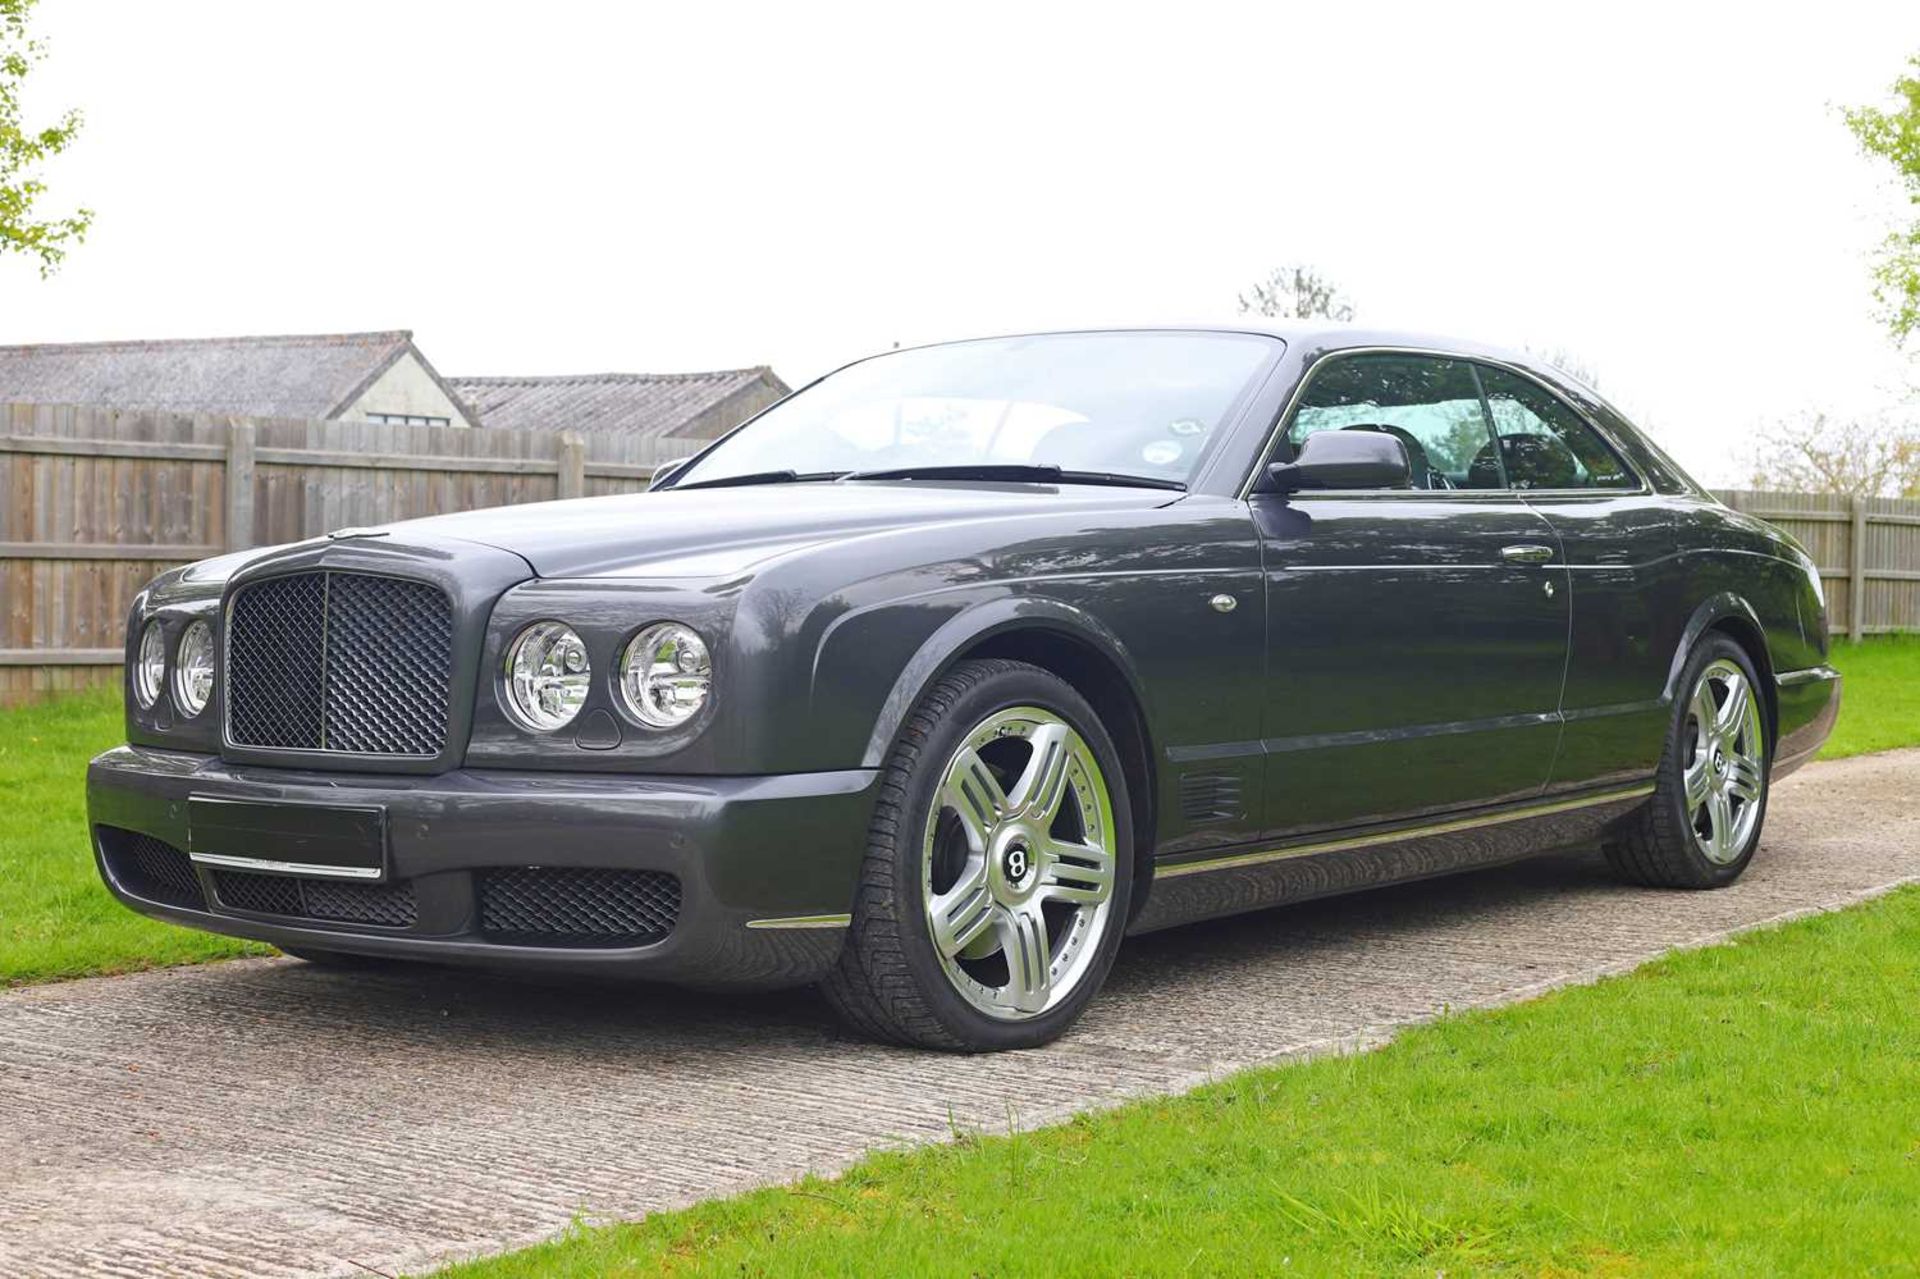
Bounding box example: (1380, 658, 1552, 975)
(4, 749, 1916, 1278)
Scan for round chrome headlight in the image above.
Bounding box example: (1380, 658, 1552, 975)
(134, 620, 167, 709)
(503, 621, 591, 732)
(619, 622, 712, 729)
(172, 620, 215, 718)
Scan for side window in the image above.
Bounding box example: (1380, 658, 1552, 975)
(1476, 365, 1636, 490)
(1286, 355, 1500, 490)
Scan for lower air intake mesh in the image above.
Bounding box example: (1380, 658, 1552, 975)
(477, 867, 680, 947)
(98, 828, 205, 910)
(212, 870, 418, 927)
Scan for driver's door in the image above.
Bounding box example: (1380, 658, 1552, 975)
(1252, 352, 1570, 840)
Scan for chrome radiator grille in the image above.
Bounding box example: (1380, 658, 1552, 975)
(225, 571, 453, 756)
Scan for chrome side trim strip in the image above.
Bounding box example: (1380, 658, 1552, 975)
(1156, 783, 1656, 880)
(744, 912, 853, 930)
(1262, 709, 1558, 755)
(1558, 697, 1665, 724)
(1776, 665, 1841, 688)
(187, 851, 384, 881)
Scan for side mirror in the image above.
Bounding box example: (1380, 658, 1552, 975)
(1263, 430, 1411, 493)
(648, 457, 691, 491)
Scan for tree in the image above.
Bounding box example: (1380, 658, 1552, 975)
(1747, 411, 1920, 498)
(1238, 265, 1355, 322)
(1, 0, 89, 276)
(1844, 55, 1920, 344)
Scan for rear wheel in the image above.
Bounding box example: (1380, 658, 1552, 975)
(1606, 634, 1770, 888)
(823, 659, 1133, 1051)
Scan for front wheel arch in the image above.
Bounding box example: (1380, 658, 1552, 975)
(853, 603, 1159, 904)
(824, 657, 1137, 1049)
(956, 627, 1158, 919)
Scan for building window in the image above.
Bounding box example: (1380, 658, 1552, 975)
(366, 412, 451, 427)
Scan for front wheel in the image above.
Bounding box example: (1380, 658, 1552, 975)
(823, 659, 1133, 1051)
(1606, 634, 1770, 888)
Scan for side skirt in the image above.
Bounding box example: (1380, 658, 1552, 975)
(1128, 784, 1653, 935)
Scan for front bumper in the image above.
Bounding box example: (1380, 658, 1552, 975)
(87, 746, 878, 989)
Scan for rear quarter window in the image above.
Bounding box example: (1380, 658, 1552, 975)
(1477, 364, 1637, 490)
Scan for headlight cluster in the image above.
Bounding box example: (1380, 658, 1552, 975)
(504, 621, 593, 731)
(132, 618, 216, 718)
(501, 620, 713, 733)
(621, 622, 712, 729)
(134, 621, 167, 709)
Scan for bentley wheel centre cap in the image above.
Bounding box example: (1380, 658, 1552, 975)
(1002, 840, 1031, 886)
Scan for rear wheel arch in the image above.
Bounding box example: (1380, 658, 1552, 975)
(1704, 617, 1777, 747)
(1666, 593, 1778, 747)
(1607, 631, 1771, 888)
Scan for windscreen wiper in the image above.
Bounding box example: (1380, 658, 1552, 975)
(836, 464, 1186, 491)
(671, 469, 848, 491)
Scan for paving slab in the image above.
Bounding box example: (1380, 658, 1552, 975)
(3, 749, 1916, 1278)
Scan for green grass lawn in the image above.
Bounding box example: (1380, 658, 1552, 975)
(0, 635, 1912, 989)
(1822, 634, 1920, 759)
(439, 885, 1920, 1278)
(0, 685, 268, 984)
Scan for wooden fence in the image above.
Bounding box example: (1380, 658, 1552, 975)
(1718, 490, 1920, 640)
(3, 410, 1917, 707)
(0, 403, 700, 704)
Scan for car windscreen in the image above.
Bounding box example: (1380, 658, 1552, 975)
(671, 331, 1282, 489)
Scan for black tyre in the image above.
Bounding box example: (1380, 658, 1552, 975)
(822, 658, 1134, 1051)
(1606, 634, 1770, 888)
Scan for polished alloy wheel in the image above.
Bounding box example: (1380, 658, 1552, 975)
(1682, 657, 1766, 864)
(921, 706, 1118, 1019)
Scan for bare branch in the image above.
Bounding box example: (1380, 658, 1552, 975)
(1746, 410, 1920, 498)
(1238, 265, 1356, 323)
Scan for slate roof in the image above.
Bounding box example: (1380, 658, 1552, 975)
(448, 367, 789, 439)
(0, 330, 464, 421)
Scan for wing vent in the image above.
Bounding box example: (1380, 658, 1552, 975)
(1179, 773, 1244, 825)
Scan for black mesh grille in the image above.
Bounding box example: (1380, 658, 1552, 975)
(212, 870, 418, 927)
(98, 828, 205, 910)
(212, 868, 302, 915)
(226, 572, 325, 749)
(478, 867, 680, 946)
(302, 877, 418, 927)
(226, 571, 452, 756)
(322, 575, 452, 754)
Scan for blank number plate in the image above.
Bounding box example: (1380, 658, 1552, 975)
(187, 796, 387, 880)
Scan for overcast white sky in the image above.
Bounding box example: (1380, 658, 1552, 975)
(4, 1, 1918, 484)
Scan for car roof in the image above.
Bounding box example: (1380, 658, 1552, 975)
(890, 322, 1580, 389)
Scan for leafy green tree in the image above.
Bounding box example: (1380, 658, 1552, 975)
(1844, 55, 1920, 343)
(1238, 265, 1356, 322)
(1, 0, 88, 276)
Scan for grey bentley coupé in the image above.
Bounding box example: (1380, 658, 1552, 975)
(89, 326, 1839, 1050)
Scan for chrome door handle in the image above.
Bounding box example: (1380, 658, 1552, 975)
(1501, 544, 1555, 564)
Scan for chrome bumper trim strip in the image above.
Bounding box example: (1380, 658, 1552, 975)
(187, 852, 385, 881)
(744, 913, 853, 930)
